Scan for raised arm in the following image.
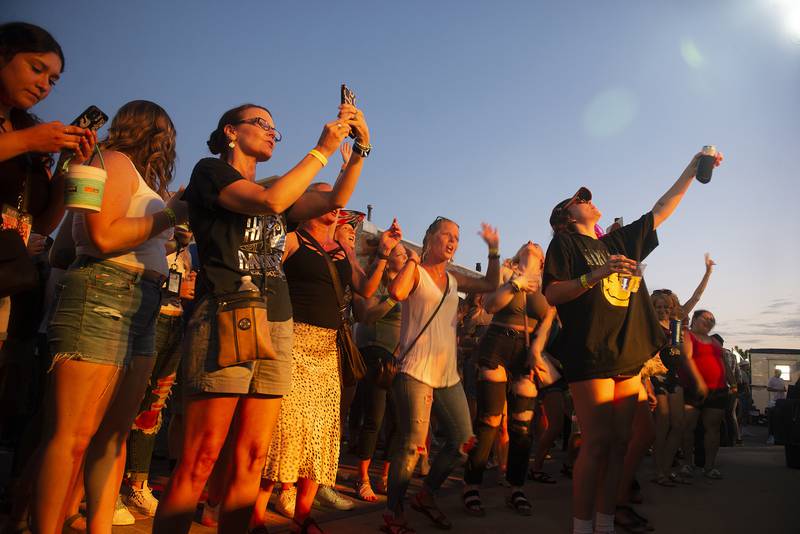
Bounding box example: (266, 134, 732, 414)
(218, 110, 354, 216)
(652, 151, 723, 229)
(681, 254, 715, 317)
(351, 219, 402, 298)
(454, 223, 501, 294)
(388, 249, 420, 302)
(482, 270, 540, 313)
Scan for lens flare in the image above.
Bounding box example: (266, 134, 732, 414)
(582, 88, 638, 138)
(680, 38, 705, 69)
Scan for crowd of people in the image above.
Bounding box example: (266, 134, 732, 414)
(0, 21, 760, 534)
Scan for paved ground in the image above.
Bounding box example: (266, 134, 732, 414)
(106, 424, 797, 534)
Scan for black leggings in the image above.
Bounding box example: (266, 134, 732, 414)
(356, 346, 397, 461)
(464, 375, 536, 487)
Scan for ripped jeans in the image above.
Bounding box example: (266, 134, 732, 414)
(125, 310, 184, 481)
(387, 373, 473, 513)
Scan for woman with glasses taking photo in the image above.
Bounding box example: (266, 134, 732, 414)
(542, 150, 723, 534)
(154, 102, 370, 534)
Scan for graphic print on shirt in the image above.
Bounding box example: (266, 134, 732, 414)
(580, 246, 641, 308)
(238, 214, 287, 280)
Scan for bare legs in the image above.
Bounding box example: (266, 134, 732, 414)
(569, 375, 640, 521)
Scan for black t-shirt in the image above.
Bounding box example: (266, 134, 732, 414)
(183, 158, 291, 321)
(543, 212, 665, 382)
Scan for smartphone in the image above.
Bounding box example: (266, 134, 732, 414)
(71, 105, 108, 132)
(340, 84, 357, 139)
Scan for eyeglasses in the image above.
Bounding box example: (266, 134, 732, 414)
(233, 117, 282, 142)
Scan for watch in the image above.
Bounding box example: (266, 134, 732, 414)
(352, 140, 372, 158)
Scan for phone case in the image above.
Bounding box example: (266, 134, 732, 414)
(71, 105, 108, 132)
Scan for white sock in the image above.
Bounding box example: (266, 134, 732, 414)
(573, 517, 593, 534)
(594, 512, 615, 533)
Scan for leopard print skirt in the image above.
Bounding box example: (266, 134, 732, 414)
(263, 322, 341, 485)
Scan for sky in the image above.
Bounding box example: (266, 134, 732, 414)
(6, 0, 800, 350)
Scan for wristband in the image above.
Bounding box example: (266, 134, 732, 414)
(163, 207, 177, 227)
(488, 247, 500, 257)
(579, 273, 592, 289)
(308, 149, 328, 167)
(384, 297, 397, 308)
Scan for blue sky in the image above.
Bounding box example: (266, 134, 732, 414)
(7, 0, 799, 349)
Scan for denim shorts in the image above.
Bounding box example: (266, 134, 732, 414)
(182, 295, 293, 396)
(48, 259, 162, 367)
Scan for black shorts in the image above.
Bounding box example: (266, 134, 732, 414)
(539, 377, 569, 396)
(650, 373, 680, 395)
(477, 324, 530, 378)
(685, 388, 729, 409)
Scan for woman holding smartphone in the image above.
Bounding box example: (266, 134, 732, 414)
(154, 102, 370, 534)
(35, 100, 185, 534)
(542, 151, 722, 534)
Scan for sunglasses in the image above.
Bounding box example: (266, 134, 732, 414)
(653, 289, 673, 296)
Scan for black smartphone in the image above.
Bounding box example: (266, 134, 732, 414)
(340, 84, 356, 139)
(71, 105, 108, 132)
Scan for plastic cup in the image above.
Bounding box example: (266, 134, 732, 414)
(64, 164, 107, 212)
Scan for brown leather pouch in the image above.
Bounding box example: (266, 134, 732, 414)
(216, 291, 276, 368)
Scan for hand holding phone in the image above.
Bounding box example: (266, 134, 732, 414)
(71, 105, 108, 132)
(340, 84, 357, 139)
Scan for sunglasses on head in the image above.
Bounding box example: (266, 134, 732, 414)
(653, 289, 673, 296)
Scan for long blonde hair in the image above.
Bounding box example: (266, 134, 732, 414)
(101, 100, 176, 198)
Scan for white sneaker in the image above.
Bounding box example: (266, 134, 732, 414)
(275, 486, 296, 518)
(313, 485, 355, 511)
(121, 481, 159, 517)
(112, 495, 136, 526)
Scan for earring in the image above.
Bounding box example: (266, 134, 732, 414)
(228, 141, 236, 149)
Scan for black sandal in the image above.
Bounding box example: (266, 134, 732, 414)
(617, 505, 654, 532)
(410, 493, 452, 530)
(461, 489, 485, 517)
(505, 490, 532, 516)
(528, 470, 557, 484)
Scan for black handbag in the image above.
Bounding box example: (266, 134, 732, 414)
(374, 270, 450, 390)
(0, 158, 38, 298)
(297, 229, 366, 387)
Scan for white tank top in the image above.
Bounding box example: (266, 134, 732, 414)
(398, 265, 460, 388)
(73, 152, 172, 276)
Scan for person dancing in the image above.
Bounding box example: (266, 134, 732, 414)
(542, 150, 723, 534)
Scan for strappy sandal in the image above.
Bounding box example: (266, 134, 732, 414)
(354, 479, 378, 502)
(528, 470, 557, 484)
(461, 489, 485, 517)
(410, 493, 452, 530)
(292, 516, 324, 534)
(380, 514, 417, 534)
(505, 490, 532, 516)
